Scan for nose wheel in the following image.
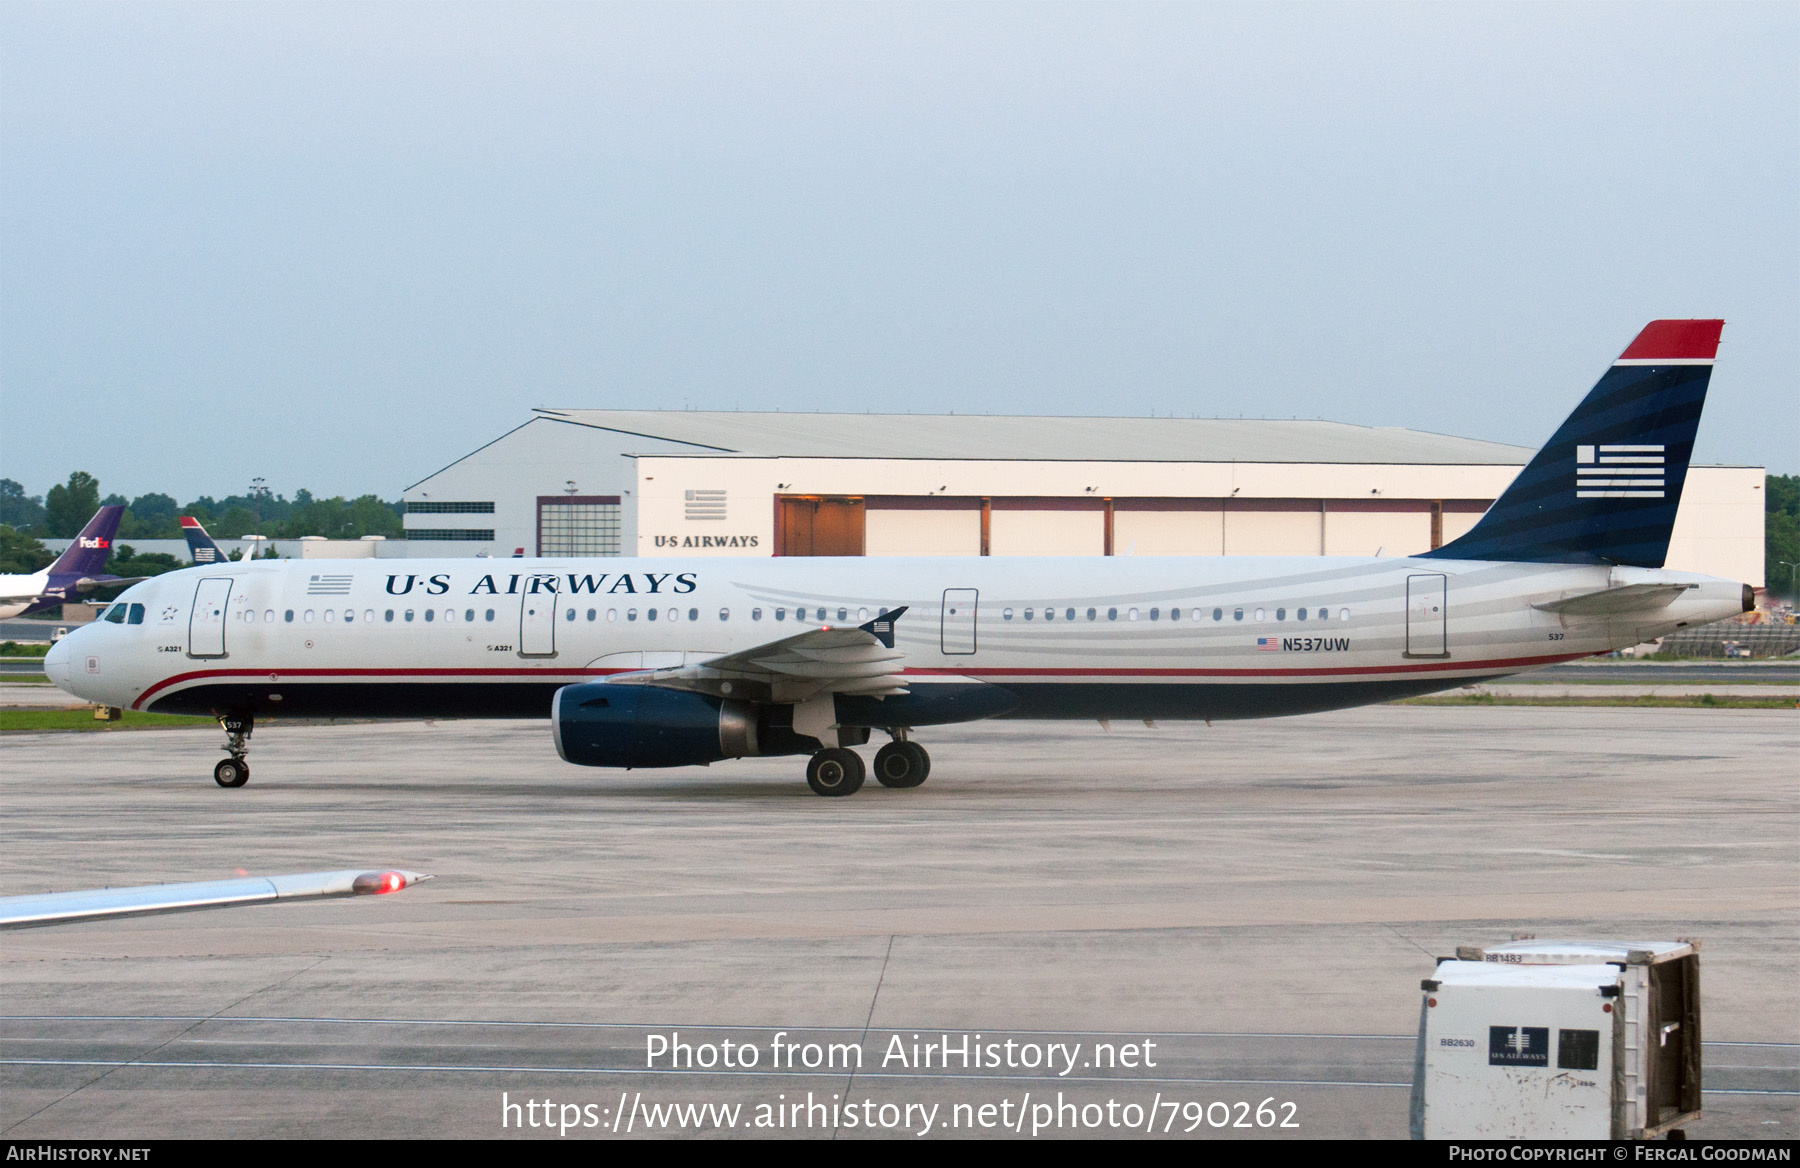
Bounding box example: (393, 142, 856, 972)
(214, 712, 253, 788)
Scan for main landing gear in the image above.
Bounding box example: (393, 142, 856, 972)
(804, 731, 931, 797)
(213, 712, 253, 788)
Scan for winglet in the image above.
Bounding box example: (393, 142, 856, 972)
(860, 606, 907, 648)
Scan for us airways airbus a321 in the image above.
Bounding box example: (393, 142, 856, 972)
(45, 320, 1752, 795)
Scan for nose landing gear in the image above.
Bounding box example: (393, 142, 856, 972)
(213, 712, 253, 788)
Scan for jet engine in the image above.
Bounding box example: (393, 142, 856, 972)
(552, 683, 763, 769)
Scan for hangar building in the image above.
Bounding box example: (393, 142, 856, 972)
(402, 410, 1766, 585)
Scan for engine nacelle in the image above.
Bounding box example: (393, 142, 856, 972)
(552, 683, 760, 769)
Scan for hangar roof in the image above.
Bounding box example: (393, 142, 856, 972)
(534, 409, 1536, 465)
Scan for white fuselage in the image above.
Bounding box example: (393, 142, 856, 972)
(0, 571, 51, 619)
(44, 554, 1744, 722)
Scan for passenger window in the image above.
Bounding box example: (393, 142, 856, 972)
(837, 607, 847, 621)
(1107, 607, 1118, 621)
(587, 608, 597, 621)
(285, 610, 295, 622)
(464, 609, 473, 622)
(606, 609, 616, 621)
(487, 609, 496, 621)
(1024, 607, 1034, 621)
(105, 604, 127, 623)
(1127, 608, 1137, 621)
(1232, 608, 1242, 621)
(1340, 607, 1350, 620)
(751, 607, 762, 621)
(366, 610, 376, 623)
(1003, 608, 1014, 620)
(1254, 608, 1264, 621)
(1297, 608, 1308, 621)
(688, 608, 699, 621)
(424, 610, 434, 622)
(263, 609, 274, 623)
(444, 609, 455, 623)
(305, 610, 315, 622)
(1149, 607, 1159, 621)
(1276, 608, 1286, 621)
(565, 608, 576, 622)
(775, 608, 786, 621)
(857, 607, 869, 621)
(405, 610, 414, 622)
(627, 609, 638, 621)
(817, 607, 827, 621)
(1212, 608, 1222, 621)
(343, 609, 354, 623)
(324, 610, 336, 623)
(719, 608, 730, 621)
(1043, 608, 1054, 621)
(1065, 608, 1076, 621)
(385, 610, 394, 622)
(1166, 607, 1176, 622)
(1085, 608, 1095, 621)
(646, 608, 657, 621)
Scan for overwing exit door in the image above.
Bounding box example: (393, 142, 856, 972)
(1406, 573, 1449, 658)
(188, 578, 232, 658)
(519, 590, 558, 657)
(941, 589, 978, 655)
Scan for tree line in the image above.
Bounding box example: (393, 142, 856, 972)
(1, 473, 404, 542)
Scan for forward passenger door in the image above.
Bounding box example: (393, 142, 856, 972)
(188, 578, 232, 658)
(519, 590, 557, 657)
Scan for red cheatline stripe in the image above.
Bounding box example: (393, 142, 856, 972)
(1617, 319, 1723, 362)
(131, 653, 1587, 709)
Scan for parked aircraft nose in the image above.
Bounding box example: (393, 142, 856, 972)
(43, 636, 73, 690)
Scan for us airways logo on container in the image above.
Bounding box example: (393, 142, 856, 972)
(1261, 636, 1351, 652)
(1576, 443, 1665, 499)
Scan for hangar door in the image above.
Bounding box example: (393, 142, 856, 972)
(776, 496, 865, 556)
(188, 578, 232, 658)
(1405, 573, 1449, 658)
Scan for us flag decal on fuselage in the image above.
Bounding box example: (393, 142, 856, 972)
(1576, 443, 1665, 499)
(1256, 637, 1279, 651)
(306, 574, 354, 595)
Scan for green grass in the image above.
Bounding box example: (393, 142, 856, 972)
(0, 641, 50, 658)
(2, 674, 51, 684)
(0, 709, 213, 732)
(1397, 693, 1792, 709)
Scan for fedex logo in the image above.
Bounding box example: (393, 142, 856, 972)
(78, 537, 111, 549)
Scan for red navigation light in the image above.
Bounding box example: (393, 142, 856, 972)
(352, 871, 407, 895)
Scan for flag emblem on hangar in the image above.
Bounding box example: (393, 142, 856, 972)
(306, 574, 354, 596)
(1256, 637, 1280, 652)
(1576, 444, 1665, 499)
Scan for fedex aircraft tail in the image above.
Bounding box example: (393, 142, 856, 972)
(1422, 319, 1722, 568)
(46, 505, 125, 577)
(180, 516, 227, 564)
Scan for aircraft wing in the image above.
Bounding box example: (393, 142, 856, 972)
(1532, 583, 1695, 616)
(0, 868, 431, 929)
(614, 606, 909, 704)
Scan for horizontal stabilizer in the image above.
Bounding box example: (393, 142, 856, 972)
(0, 868, 431, 929)
(1531, 583, 1692, 616)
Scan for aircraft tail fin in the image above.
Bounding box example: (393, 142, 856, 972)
(1421, 319, 1722, 567)
(180, 516, 228, 564)
(46, 505, 125, 577)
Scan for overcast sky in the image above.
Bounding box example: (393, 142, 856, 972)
(2, 1, 1794, 503)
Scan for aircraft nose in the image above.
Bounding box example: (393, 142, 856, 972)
(43, 637, 72, 688)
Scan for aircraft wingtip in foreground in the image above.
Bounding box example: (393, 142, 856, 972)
(45, 320, 1751, 795)
(0, 869, 431, 930)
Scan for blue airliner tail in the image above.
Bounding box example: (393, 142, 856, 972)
(180, 516, 228, 564)
(1421, 319, 1722, 568)
(45, 506, 125, 577)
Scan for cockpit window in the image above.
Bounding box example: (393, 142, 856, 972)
(104, 604, 127, 623)
(128, 603, 145, 625)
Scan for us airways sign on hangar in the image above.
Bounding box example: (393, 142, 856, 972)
(401, 409, 1765, 586)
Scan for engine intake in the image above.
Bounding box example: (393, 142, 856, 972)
(552, 683, 761, 769)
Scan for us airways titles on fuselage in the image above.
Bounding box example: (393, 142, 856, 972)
(382, 571, 701, 596)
